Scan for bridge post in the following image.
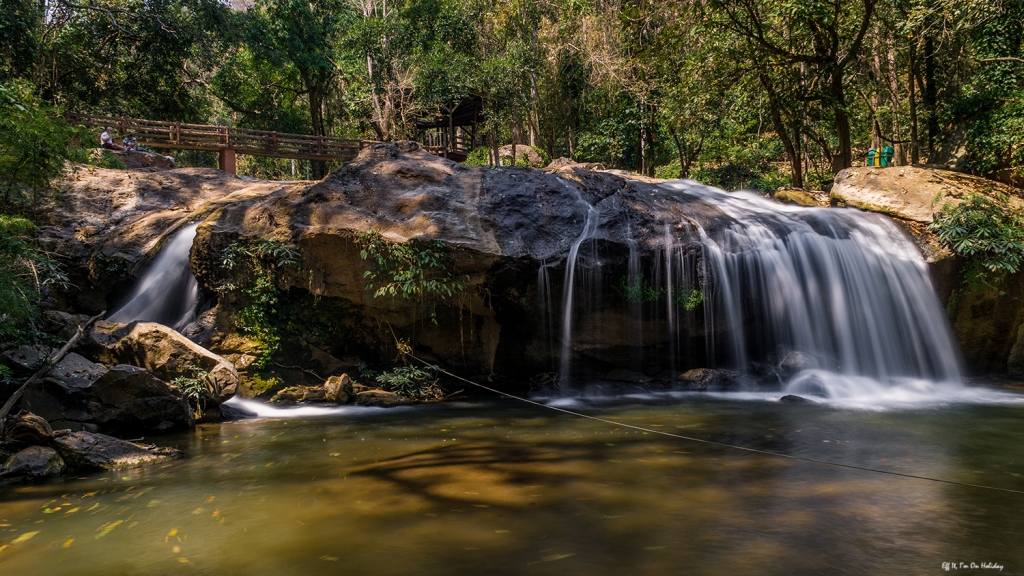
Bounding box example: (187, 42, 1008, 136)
(219, 148, 237, 174)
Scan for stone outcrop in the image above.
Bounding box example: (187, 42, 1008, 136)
(3, 411, 54, 449)
(498, 144, 545, 167)
(81, 321, 238, 404)
(41, 164, 308, 312)
(0, 446, 65, 482)
(15, 350, 194, 434)
(188, 141, 721, 380)
(52, 430, 182, 471)
(324, 374, 353, 403)
(831, 166, 1024, 223)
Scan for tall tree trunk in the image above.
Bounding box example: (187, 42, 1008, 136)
(832, 69, 853, 172)
(923, 34, 937, 157)
(908, 44, 920, 164)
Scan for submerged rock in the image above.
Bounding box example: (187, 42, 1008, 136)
(779, 394, 814, 404)
(52, 431, 182, 471)
(0, 446, 65, 482)
(678, 368, 740, 391)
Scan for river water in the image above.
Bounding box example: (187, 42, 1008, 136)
(2, 391, 1023, 575)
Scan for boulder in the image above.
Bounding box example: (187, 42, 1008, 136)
(81, 321, 238, 404)
(52, 431, 182, 471)
(831, 166, 1024, 223)
(778, 351, 818, 379)
(268, 386, 326, 404)
(498, 144, 545, 167)
(0, 446, 65, 482)
(545, 157, 605, 171)
(41, 311, 93, 340)
(774, 189, 823, 207)
(678, 368, 740, 391)
(779, 394, 814, 404)
(324, 374, 353, 403)
(353, 389, 410, 407)
(2, 411, 54, 448)
(119, 150, 175, 170)
(1, 345, 56, 377)
(18, 353, 194, 434)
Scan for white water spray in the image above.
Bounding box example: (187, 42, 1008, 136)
(108, 223, 203, 331)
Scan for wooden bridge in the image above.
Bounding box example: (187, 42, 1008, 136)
(67, 113, 475, 173)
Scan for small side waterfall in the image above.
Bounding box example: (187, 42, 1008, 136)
(558, 183, 601, 385)
(108, 223, 203, 331)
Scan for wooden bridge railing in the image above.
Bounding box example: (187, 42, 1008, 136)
(67, 113, 379, 169)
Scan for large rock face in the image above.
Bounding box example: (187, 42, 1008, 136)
(16, 351, 194, 434)
(189, 142, 721, 379)
(40, 165, 308, 312)
(831, 166, 1024, 223)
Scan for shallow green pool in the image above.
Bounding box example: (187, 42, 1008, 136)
(2, 393, 1023, 575)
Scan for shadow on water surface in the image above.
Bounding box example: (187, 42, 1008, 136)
(0, 398, 1022, 575)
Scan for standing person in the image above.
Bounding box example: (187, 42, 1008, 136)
(100, 127, 123, 151)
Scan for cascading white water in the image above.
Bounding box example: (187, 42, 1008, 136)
(662, 181, 962, 395)
(108, 223, 203, 331)
(559, 183, 600, 385)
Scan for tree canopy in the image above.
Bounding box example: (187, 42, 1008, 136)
(0, 0, 1022, 188)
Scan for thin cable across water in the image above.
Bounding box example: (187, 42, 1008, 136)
(408, 354, 1024, 496)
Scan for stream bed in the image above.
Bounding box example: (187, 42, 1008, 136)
(2, 391, 1023, 575)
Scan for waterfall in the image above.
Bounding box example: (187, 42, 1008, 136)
(662, 181, 962, 388)
(558, 183, 601, 385)
(108, 223, 203, 331)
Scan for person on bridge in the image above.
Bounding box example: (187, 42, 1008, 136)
(100, 127, 123, 151)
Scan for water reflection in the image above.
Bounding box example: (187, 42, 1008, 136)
(0, 397, 1022, 575)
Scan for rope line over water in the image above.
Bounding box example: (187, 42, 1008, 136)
(407, 354, 1024, 496)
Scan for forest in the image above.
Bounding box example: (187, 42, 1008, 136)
(2, 0, 1022, 189)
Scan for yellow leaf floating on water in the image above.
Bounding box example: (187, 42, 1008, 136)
(63, 539, 74, 548)
(172, 546, 180, 553)
(165, 528, 178, 542)
(178, 558, 190, 563)
(65, 508, 80, 514)
(320, 556, 339, 562)
(147, 500, 160, 508)
(192, 508, 204, 515)
(95, 520, 123, 539)
(86, 503, 99, 512)
(206, 496, 215, 503)
(12, 531, 40, 544)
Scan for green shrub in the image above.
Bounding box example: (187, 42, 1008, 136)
(217, 237, 301, 366)
(929, 193, 1024, 275)
(463, 147, 491, 166)
(0, 215, 68, 342)
(614, 275, 664, 303)
(358, 231, 465, 323)
(0, 81, 73, 213)
(171, 368, 214, 417)
(375, 365, 443, 400)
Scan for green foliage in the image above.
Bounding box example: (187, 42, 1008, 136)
(0, 215, 69, 343)
(680, 288, 705, 311)
(463, 146, 491, 166)
(375, 364, 443, 400)
(358, 231, 465, 307)
(0, 82, 73, 213)
(218, 237, 301, 366)
(171, 368, 213, 412)
(614, 275, 665, 303)
(929, 194, 1024, 275)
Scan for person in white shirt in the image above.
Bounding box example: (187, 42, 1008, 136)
(100, 127, 123, 151)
